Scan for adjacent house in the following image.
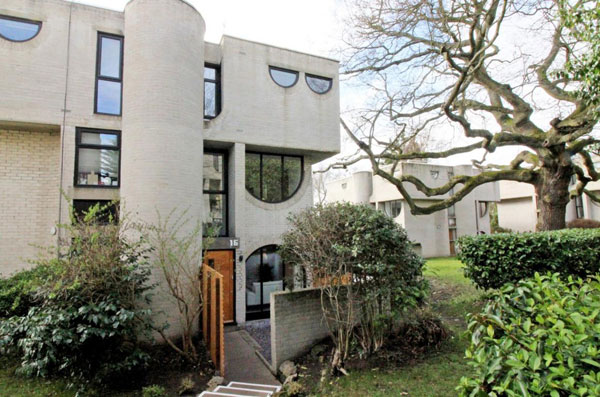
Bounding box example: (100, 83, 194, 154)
(497, 179, 600, 232)
(325, 163, 499, 257)
(0, 0, 340, 329)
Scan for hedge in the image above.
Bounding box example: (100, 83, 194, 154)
(458, 273, 600, 396)
(457, 228, 600, 290)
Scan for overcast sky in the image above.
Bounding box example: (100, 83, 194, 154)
(71, 0, 344, 59)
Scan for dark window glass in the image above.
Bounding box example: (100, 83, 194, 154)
(305, 74, 332, 94)
(575, 195, 584, 219)
(75, 128, 120, 187)
(203, 151, 227, 236)
(73, 200, 118, 224)
(95, 33, 123, 115)
(0, 15, 41, 42)
(204, 64, 221, 119)
(245, 152, 303, 203)
(283, 156, 302, 198)
(383, 200, 402, 218)
(262, 155, 283, 202)
(269, 66, 298, 88)
(245, 153, 261, 198)
(245, 245, 284, 320)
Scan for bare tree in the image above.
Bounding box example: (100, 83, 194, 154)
(329, 0, 600, 230)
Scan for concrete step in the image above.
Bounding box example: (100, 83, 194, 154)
(227, 382, 280, 393)
(198, 381, 281, 397)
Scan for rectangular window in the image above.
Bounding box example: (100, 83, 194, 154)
(204, 64, 221, 119)
(203, 151, 227, 236)
(75, 128, 120, 187)
(575, 195, 584, 219)
(73, 199, 119, 224)
(95, 32, 123, 115)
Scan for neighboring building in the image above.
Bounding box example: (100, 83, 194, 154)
(325, 163, 499, 258)
(497, 179, 600, 232)
(0, 0, 340, 328)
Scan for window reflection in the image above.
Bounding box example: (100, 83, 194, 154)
(305, 74, 332, 94)
(269, 66, 298, 88)
(245, 152, 303, 203)
(0, 15, 41, 42)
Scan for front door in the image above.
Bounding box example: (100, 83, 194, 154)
(204, 250, 235, 323)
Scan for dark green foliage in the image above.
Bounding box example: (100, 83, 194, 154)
(0, 265, 53, 318)
(0, 203, 155, 386)
(457, 228, 600, 290)
(566, 218, 600, 229)
(458, 273, 600, 396)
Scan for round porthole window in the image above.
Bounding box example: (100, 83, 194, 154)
(0, 15, 41, 42)
(269, 66, 299, 88)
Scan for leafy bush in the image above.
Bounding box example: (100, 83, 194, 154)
(566, 218, 600, 229)
(391, 309, 450, 355)
(142, 385, 168, 397)
(0, 265, 52, 318)
(458, 273, 600, 396)
(0, 203, 154, 385)
(458, 228, 600, 289)
(280, 203, 428, 370)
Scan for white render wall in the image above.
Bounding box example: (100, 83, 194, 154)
(325, 163, 499, 258)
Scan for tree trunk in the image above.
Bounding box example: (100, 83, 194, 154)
(535, 166, 572, 231)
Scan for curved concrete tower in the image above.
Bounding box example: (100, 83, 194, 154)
(122, 0, 205, 337)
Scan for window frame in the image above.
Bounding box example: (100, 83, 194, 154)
(246, 151, 304, 204)
(0, 14, 42, 42)
(204, 63, 222, 120)
(305, 73, 333, 94)
(74, 127, 121, 188)
(268, 66, 299, 88)
(575, 195, 585, 219)
(203, 150, 228, 237)
(94, 32, 124, 116)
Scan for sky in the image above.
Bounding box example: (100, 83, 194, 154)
(71, 0, 344, 59)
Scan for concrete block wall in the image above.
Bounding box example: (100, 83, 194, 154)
(270, 288, 330, 370)
(0, 129, 61, 275)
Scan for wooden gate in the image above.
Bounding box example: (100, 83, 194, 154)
(202, 264, 225, 376)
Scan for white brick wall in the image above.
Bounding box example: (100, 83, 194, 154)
(0, 129, 60, 276)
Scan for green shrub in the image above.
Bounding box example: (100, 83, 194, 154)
(458, 228, 600, 289)
(142, 385, 168, 397)
(0, 265, 52, 318)
(280, 203, 428, 369)
(458, 273, 600, 396)
(0, 203, 154, 386)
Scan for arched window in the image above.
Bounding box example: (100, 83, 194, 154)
(245, 152, 303, 203)
(245, 245, 285, 320)
(383, 200, 402, 218)
(305, 73, 332, 94)
(269, 66, 299, 88)
(0, 15, 41, 42)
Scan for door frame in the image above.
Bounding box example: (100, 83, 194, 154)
(205, 248, 236, 325)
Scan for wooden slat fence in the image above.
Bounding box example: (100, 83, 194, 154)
(202, 264, 225, 376)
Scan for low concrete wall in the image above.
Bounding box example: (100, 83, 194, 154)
(270, 288, 330, 371)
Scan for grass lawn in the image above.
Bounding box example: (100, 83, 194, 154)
(0, 356, 74, 397)
(317, 256, 484, 397)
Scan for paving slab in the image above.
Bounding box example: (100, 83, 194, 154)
(224, 330, 280, 386)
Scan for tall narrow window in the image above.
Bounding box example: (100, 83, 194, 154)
(575, 195, 585, 219)
(203, 151, 227, 236)
(447, 171, 457, 255)
(75, 128, 120, 187)
(95, 32, 123, 115)
(204, 64, 221, 119)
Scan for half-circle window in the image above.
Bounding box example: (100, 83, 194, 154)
(269, 66, 299, 88)
(0, 15, 41, 42)
(246, 152, 303, 203)
(305, 74, 332, 94)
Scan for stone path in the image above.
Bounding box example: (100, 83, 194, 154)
(224, 329, 279, 386)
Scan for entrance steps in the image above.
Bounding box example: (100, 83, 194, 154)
(199, 382, 281, 397)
